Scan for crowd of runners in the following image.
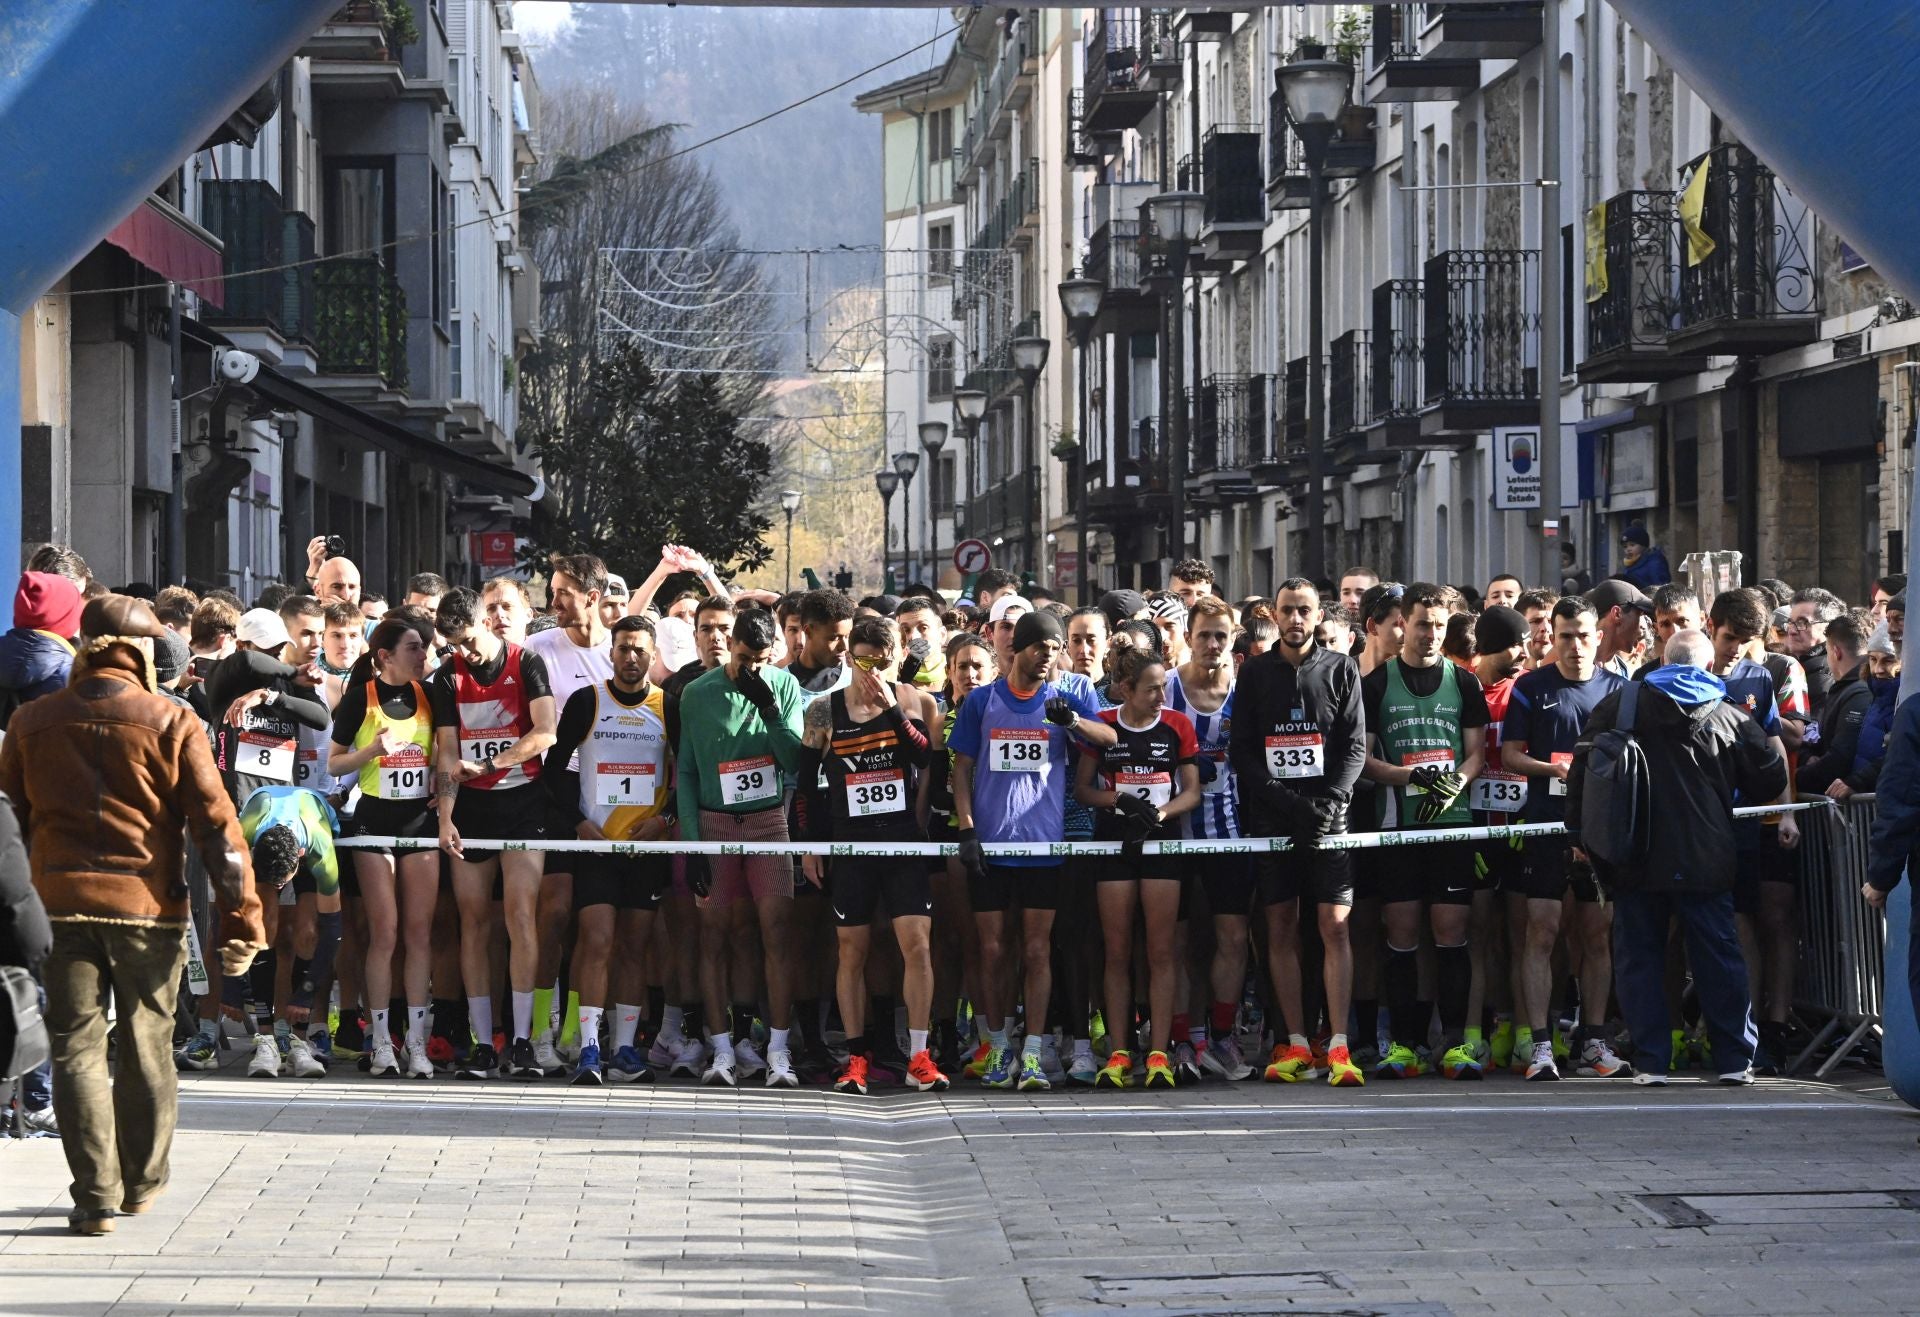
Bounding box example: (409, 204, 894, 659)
(3, 538, 1905, 1119)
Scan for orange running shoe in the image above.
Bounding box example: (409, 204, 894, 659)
(1326, 1044, 1365, 1086)
(834, 1054, 871, 1095)
(962, 1040, 993, 1080)
(1264, 1042, 1316, 1082)
(906, 1049, 951, 1092)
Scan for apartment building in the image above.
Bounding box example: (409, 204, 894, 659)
(14, 0, 539, 594)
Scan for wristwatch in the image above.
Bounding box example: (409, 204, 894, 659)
(481, 755, 497, 776)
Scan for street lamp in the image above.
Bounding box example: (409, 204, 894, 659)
(952, 386, 988, 437)
(1012, 334, 1051, 579)
(1057, 276, 1103, 605)
(874, 469, 901, 589)
(1147, 189, 1205, 562)
(779, 487, 802, 594)
(891, 448, 921, 586)
(1276, 56, 1352, 582)
(918, 420, 948, 586)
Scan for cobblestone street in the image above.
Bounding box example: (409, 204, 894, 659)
(4, 1065, 1917, 1315)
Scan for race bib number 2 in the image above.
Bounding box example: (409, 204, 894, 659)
(1115, 770, 1172, 809)
(988, 728, 1048, 772)
(718, 756, 778, 807)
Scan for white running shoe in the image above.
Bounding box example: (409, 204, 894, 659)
(247, 1035, 283, 1078)
(1719, 1065, 1756, 1086)
(647, 1030, 685, 1070)
(702, 1049, 738, 1087)
(765, 1048, 800, 1088)
(1040, 1035, 1066, 1084)
(733, 1037, 768, 1079)
(532, 1033, 567, 1077)
(1576, 1036, 1634, 1078)
(404, 1040, 434, 1080)
(669, 1037, 709, 1079)
(1632, 1071, 1670, 1086)
(1524, 1039, 1560, 1081)
(286, 1035, 327, 1079)
(368, 1037, 401, 1077)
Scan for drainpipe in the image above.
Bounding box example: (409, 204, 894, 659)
(168, 282, 186, 585)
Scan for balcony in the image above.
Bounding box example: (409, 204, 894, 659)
(1190, 374, 1268, 502)
(1419, 2, 1542, 58)
(198, 180, 314, 346)
(1198, 125, 1265, 261)
(1578, 190, 1711, 385)
(1089, 416, 1172, 519)
(1068, 91, 1108, 165)
(312, 258, 409, 392)
(303, 1, 408, 98)
(1328, 329, 1389, 467)
(1267, 93, 1377, 210)
(1420, 248, 1539, 439)
(1365, 5, 1479, 104)
(1668, 143, 1821, 358)
(1365, 278, 1424, 448)
(1083, 11, 1157, 132)
(964, 466, 1040, 544)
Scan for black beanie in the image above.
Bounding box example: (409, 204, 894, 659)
(1473, 605, 1528, 654)
(1011, 609, 1064, 653)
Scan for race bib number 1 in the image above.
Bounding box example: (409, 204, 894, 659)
(718, 756, 778, 807)
(597, 762, 657, 807)
(1471, 771, 1527, 813)
(845, 769, 906, 817)
(988, 728, 1048, 772)
(1265, 733, 1324, 780)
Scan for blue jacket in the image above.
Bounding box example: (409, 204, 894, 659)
(0, 626, 74, 714)
(1615, 546, 1673, 589)
(1852, 677, 1901, 788)
(1868, 691, 1920, 892)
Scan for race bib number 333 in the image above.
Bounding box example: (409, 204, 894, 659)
(1264, 733, 1323, 780)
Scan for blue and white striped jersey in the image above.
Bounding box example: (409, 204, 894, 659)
(1165, 668, 1239, 839)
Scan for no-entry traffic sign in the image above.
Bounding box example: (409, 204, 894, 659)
(952, 538, 992, 574)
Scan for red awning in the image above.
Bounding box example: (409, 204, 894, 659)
(104, 197, 224, 308)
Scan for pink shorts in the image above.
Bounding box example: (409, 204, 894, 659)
(697, 807, 793, 908)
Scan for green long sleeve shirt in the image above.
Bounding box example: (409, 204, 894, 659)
(675, 662, 805, 839)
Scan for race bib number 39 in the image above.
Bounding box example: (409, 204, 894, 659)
(1471, 771, 1527, 814)
(1402, 749, 1456, 792)
(718, 756, 778, 807)
(597, 761, 658, 807)
(846, 769, 906, 816)
(1115, 769, 1172, 809)
(241, 731, 296, 783)
(1265, 733, 1324, 780)
(988, 728, 1048, 772)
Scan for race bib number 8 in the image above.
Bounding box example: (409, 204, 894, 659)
(597, 762, 657, 807)
(718, 756, 778, 808)
(1470, 771, 1527, 813)
(988, 728, 1048, 772)
(846, 769, 906, 817)
(1402, 749, 1456, 792)
(1265, 733, 1324, 780)
(1115, 769, 1172, 809)
(241, 731, 296, 783)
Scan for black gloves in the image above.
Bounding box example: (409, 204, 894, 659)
(1196, 754, 1219, 786)
(1044, 696, 1077, 728)
(685, 853, 713, 900)
(897, 654, 923, 687)
(733, 666, 778, 715)
(1111, 791, 1161, 841)
(1407, 763, 1448, 794)
(1291, 796, 1346, 848)
(956, 827, 987, 880)
(1413, 771, 1467, 824)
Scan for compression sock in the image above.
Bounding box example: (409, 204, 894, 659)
(1436, 943, 1472, 1037)
(731, 1001, 756, 1045)
(559, 991, 582, 1048)
(1355, 998, 1380, 1051)
(511, 990, 535, 1041)
(1384, 947, 1421, 1050)
(468, 996, 495, 1047)
(532, 986, 554, 1039)
(407, 1006, 429, 1048)
(613, 1004, 642, 1052)
(290, 912, 341, 1014)
(1209, 1000, 1237, 1040)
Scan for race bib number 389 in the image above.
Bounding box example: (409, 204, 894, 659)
(845, 769, 906, 816)
(988, 728, 1048, 772)
(718, 756, 778, 807)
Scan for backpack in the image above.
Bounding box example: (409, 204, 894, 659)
(1579, 682, 1651, 867)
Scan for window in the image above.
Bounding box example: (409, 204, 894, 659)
(432, 177, 452, 329)
(932, 452, 956, 516)
(450, 318, 463, 399)
(928, 107, 954, 163)
(325, 158, 395, 259)
(928, 336, 956, 399)
(928, 221, 954, 279)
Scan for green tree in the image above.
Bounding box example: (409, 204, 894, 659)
(528, 345, 773, 575)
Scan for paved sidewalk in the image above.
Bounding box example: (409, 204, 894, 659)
(3, 1064, 1917, 1315)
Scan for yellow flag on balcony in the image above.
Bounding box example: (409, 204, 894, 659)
(1584, 201, 1608, 303)
(1678, 156, 1717, 268)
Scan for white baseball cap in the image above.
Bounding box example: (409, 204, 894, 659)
(236, 607, 291, 651)
(987, 594, 1032, 626)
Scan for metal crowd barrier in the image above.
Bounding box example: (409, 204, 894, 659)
(1792, 793, 1887, 1077)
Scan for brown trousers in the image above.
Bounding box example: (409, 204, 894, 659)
(44, 920, 188, 1213)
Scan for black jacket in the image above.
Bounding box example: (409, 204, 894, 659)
(1567, 671, 1787, 896)
(1869, 692, 1920, 893)
(0, 791, 50, 972)
(1797, 670, 1871, 796)
(1227, 642, 1366, 834)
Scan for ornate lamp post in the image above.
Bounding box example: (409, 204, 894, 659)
(779, 487, 802, 593)
(1146, 189, 1205, 561)
(874, 469, 901, 589)
(1057, 275, 1103, 604)
(1011, 334, 1051, 576)
(917, 419, 947, 586)
(890, 448, 921, 586)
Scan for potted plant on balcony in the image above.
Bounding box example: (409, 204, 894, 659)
(1331, 10, 1369, 65)
(1049, 424, 1079, 462)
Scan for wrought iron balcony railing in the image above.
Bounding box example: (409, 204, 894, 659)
(1284, 356, 1310, 455)
(312, 257, 409, 389)
(1329, 329, 1371, 438)
(199, 179, 314, 341)
(1192, 373, 1270, 473)
(1087, 219, 1147, 294)
(1674, 142, 1819, 337)
(1421, 249, 1539, 405)
(1200, 125, 1265, 227)
(1369, 279, 1423, 421)
(1585, 189, 1685, 361)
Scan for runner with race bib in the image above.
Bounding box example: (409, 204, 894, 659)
(1466, 605, 1530, 1074)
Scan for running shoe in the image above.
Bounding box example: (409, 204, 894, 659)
(17, 1106, 58, 1137)
(1095, 1049, 1133, 1089)
(1631, 1071, 1670, 1086)
(962, 1040, 994, 1081)
(647, 1030, 684, 1071)
(403, 1040, 434, 1080)
(1017, 1050, 1051, 1091)
(669, 1037, 709, 1080)
(1202, 1035, 1253, 1082)
(307, 1028, 334, 1067)
(1039, 1035, 1066, 1085)
(1264, 1043, 1316, 1083)
(796, 1035, 837, 1086)
(1350, 1044, 1380, 1073)
(1088, 1009, 1110, 1057)
(571, 1041, 605, 1087)
(765, 1049, 800, 1088)
(174, 1033, 218, 1073)
(1671, 1029, 1691, 1073)
(906, 1049, 950, 1092)
(426, 1035, 456, 1073)
(1719, 1065, 1756, 1086)
(981, 1047, 1016, 1089)
(1326, 1044, 1365, 1087)
(532, 1034, 567, 1078)
(1488, 1017, 1516, 1070)
(367, 1037, 401, 1077)
(1375, 1042, 1425, 1080)
(607, 1046, 654, 1084)
(870, 1035, 912, 1087)
(733, 1038, 768, 1081)
(333, 1016, 367, 1058)
(834, 1054, 871, 1096)
(1172, 1040, 1203, 1086)
(1440, 1042, 1484, 1081)
(460, 1043, 500, 1081)
(286, 1035, 327, 1079)
(246, 1034, 282, 1078)
(1142, 1049, 1176, 1089)
(1576, 1036, 1634, 1078)
(702, 1050, 738, 1087)
(1510, 1032, 1536, 1076)
(1066, 1048, 1100, 1087)
(503, 1038, 542, 1080)
(1524, 1039, 1560, 1081)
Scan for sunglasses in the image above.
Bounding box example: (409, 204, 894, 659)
(851, 654, 887, 672)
